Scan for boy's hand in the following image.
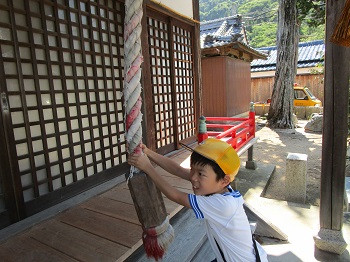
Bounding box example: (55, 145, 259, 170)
(128, 153, 153, 172)
(141, 143, 150, 155)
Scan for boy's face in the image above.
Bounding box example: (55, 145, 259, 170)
(190, 163, 229, 196)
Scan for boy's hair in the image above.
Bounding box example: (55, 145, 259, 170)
(190, 151, 226, 181)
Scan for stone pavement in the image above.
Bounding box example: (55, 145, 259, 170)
(237, 161, 350, 262)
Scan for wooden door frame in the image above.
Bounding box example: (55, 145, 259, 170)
(141, 7, 199, 154)
(0, 65, 24, 225)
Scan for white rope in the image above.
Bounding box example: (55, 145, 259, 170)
(124, 0, 144, 158)
(123, 1, 175, 258)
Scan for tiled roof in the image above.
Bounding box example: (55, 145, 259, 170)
(200, 15, 247, 48)
(200, 15, 266, 60)
(251, 40, 324, 72)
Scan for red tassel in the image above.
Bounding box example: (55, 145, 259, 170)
(142, 228, 165, 261)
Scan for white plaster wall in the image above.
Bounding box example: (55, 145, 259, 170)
(153, 0, 194, 19)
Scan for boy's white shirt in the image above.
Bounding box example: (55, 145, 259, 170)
(188, 186, 268, 262)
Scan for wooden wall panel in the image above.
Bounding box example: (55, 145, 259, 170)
(225, 57, 251, 116)
(201, 57, 225, 117)
(251, 73, 324, 104)
(202, 56, 251, 117)
(251, 77, 275, 103)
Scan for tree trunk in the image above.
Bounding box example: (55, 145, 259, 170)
(267, 0, 299, 128)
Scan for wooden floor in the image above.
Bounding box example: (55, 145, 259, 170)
(0, 151, 192, 262)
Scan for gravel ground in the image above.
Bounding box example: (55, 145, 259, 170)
(240, 118, 323, 206)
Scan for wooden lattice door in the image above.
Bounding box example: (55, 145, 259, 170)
(145, 11, 197, 154)
(0, 0, 128, 223)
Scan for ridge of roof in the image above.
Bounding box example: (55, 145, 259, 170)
(256, 39, 324, 51)
(199, 15, 267, 60)
(200, 15, 242, 25)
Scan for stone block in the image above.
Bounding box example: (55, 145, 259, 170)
(294, 106, 306, 119)
(254, 104, 265, 116)
(254, 104, 269, 116)
(314, 228, 347, 255)
(305, 106, 323, 119)
(285, 153, 308, 203)
(304, 114, 323, 133)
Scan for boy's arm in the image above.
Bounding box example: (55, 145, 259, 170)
(128, 153, 191, 208)
(143, 145, 190, 181)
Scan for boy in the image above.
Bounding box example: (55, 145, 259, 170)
(128, 138, 268, 262)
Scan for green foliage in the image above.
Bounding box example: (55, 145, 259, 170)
(199, 0, 238, 21)
(199, 0, 325, 48)
(238, 0, 278, 22)
(300, 23, 325, 42)
(247, 22, 278, 47)
(297, 0, 325, 27)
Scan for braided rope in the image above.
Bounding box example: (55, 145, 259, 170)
(124, 0, 144, 156)
(123, 2, 174, 259)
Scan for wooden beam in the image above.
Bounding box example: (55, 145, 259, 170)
(141, 4, 156, 151)
(320, 0, 350, 230)
(144, 0, 197, 26)
(127, 171, 167, 228)
(202, 42, 267, 61)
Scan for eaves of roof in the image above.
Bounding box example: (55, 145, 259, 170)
(202, 41, 267, 61)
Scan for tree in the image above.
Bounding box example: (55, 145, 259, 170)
(267, 0, 325, 128)
(267, 0, 298, 128)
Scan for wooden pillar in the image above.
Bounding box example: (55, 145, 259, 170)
(140, 3, 156, 151)
(314, 0, 350, 254)
(127, 171, 167, 228)
(192, 0, 203, 124)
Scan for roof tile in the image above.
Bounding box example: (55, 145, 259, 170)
(251, 40, 324, 71)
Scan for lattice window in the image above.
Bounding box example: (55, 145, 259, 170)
(147, 17, 174, 149)
(0, 0, 126, 202)
(172, 25, 195, 141)
(147, 15, 196, 150)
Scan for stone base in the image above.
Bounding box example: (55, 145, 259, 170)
(314, 228, 348, 255)
(245, 161, 257, 170)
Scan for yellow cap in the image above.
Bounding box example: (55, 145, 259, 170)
(194, 138, 240, 182)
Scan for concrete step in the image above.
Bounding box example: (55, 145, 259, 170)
(190, 237, 215, 262)
(244, 203, 288, 241)
(125, 207, 207, 262)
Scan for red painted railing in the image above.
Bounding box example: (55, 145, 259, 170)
(198, 105, 255, 151)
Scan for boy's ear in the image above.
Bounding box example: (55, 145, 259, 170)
(222, 175, 231, 186)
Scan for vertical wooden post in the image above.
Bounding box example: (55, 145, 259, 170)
(192, 0, 202, 132)
(127, 172, 168, 228)
(140, 4, 156, 151)
(314, 0, 350, 254)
